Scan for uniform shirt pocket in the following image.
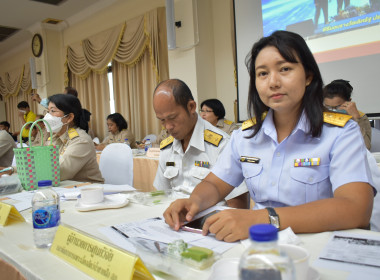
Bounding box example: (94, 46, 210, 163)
(164, 166, 179, 179)
(289, 165, 331, 204)
(241, 163, 263, 200)
(190, 166, 210, 180)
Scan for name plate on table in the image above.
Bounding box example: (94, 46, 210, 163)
(0, 202, 25, 226)
(146, 147, 160, 158)
(50, 225, 154, 280)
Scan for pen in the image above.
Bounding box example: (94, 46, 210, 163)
(111, 226, 129, 238)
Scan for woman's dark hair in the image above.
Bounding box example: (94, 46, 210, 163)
(200, 99, 226, 120)
(245, 30, 324, 138)
(48, 94, 89, 132)
(323, 79, 353, 101)
(17, 101, 30, 109)
(107, 113, 128, 132)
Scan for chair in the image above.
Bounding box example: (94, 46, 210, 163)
(99, 143, 133, 185)
(370, 127, 380, 152)
(143, 134, 157, 143)
(366, 150, 380, 232)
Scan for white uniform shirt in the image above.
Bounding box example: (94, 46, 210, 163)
(154, 116, 247, 199)
(212, 109, 374, 209)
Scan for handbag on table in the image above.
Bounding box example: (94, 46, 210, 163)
(13, 119, 60, 190)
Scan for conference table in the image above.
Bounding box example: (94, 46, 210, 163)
(1, 180, 380, 280)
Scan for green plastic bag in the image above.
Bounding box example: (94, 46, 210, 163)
(13, 119, 60, 190)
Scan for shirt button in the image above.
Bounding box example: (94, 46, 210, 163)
(308, 177, 314, 183)
(276, 152, 281, 157)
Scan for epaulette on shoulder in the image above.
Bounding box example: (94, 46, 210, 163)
(160, 136, 174, 150)
(359, 111, 365, 118)
(68, 128, 79, 140)
(323, 112, 352, 127)
(204, 129, 223, 147)
(242, 112, 268, 131)
(223, 119, 233, 125)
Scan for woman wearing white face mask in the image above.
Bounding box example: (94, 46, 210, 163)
(44, 94, 104, 183)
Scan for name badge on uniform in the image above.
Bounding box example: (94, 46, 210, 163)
(240, 156, 260, 164)
(294, 158, 320, 167)
(194, 161, 209, 168)
(166, 162, 175, 166)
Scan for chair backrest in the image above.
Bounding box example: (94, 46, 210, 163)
(99, 143, 133, 185)
(143, 134, 157, 143)
(370, 127, 380, 152)
(366, 150, 380, 232)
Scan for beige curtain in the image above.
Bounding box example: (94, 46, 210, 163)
(0, 63, 37, 134)
(112, 8, 169, 140)
(65, 7, 169, 141)
(69, 72, 110, 141)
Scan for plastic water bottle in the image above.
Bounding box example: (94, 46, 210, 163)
(124, 138, 130, 146)
(32, 180, 61, 248)
(239, 224, 294, 280)
(144, 138, 152, 152)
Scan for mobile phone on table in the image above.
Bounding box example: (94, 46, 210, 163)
(182, 210, 220, 234)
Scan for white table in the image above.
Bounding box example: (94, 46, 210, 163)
(1, 183, 380, 279)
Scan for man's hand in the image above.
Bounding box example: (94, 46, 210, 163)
(339, 101, 361, 120)
(163, 198, 201, 231)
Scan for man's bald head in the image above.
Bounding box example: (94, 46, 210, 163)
(154, 79, 194, 111)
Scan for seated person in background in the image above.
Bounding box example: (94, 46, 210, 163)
(95, 113, 137, 150)
(0, 130, 16, 167)
(17, 101, 36, 143)
(0, 121, 17, 141)
(29, 115, 49, 146)
(200, 99, 239, 135)
(323, 79, 372, 150)
(44, 94, 104, 183)
(153, 79, 248, 208)
(155, 127, 170, 144)
(163, 31, 375, 242)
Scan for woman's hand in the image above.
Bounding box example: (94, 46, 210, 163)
(163, 198, 201, 231)
(202, 209, 265, 242)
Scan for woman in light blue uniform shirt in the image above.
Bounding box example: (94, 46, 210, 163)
(163, 30, 375, 242)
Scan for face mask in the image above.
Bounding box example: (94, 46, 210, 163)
(44, 113, 67, 133)
(19, 110, 26, 114)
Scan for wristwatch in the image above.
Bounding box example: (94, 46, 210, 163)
(266, 207, 280, 229)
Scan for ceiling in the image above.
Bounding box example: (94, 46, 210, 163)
(0, 0, 119, 60)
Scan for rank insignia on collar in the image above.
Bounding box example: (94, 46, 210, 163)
(204, 129, 223, 147)
(160, 136, 174, 150)
(166, 162, 175, 166)
(68, 128, 79, 140)
(294, 158, 320, 167)
(240, 156, 260, 164)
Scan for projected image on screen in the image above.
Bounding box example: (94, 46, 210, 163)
(262, 0, 380, 38)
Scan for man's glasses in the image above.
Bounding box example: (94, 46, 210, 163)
(199, 109, 213, 113)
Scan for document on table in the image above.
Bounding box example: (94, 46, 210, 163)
(104, 205, 236, 254)
(314, 231, 380, 277)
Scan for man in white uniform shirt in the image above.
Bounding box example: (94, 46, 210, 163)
(153, 79, 248, 208)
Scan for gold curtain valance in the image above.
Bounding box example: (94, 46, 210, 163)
(66, 8, 167, 83)
(66, 22, 125, 79)
(0, 64, 32, 98)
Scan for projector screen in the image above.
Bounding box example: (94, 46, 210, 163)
(234, 0, 380, 122)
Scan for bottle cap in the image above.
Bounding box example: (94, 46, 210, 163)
(38, 180, 53, 187)
(249, 224, 278, 242)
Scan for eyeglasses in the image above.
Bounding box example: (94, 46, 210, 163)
(324, 104, 341, 110)
(199, 109, 213, 113)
